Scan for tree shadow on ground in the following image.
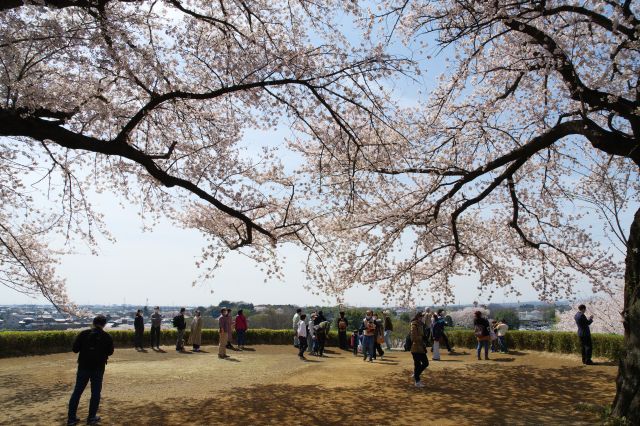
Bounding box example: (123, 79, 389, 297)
(92, 363, 608, 426)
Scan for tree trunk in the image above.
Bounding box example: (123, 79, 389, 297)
(611, 206, 640, 422)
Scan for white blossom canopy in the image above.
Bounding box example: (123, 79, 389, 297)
(295, 0, 639, 305)
(0, 0, 404, 310)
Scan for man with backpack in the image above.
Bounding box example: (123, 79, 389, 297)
(172, 308, 187, 352)
(67, 315, 114, 426)
(336, 311, 349, 350)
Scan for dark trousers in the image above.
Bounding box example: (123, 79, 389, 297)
(134, 328, 144, 348)
(580, 334, 593, 363)
(298, 337, 308, 357)
(150, 326, 160, 348)
(412, 352, 429, 382)
(374, 341, 384, 358)
(68, 367, 104, 421)
(176, 329, 185, 350)
(442, 333, 452, 351)
(353, 335, 359, 355)
(317, 333, 326, 356)
(338, 331, 347, 349)
(237, 329, 246, 346)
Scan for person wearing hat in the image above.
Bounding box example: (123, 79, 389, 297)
(218, 307, 232, 359)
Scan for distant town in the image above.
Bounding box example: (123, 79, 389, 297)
(0, 301, 571, 332)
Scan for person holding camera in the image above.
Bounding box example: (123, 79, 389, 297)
(575, 304, 594, 365)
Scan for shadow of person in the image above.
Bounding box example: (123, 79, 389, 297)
(240, 347, 256, 352)
(490, 358, 516, 362)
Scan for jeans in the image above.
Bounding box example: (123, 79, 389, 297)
(411, 352, 429, 382)
(580, 334, 593, 363)
(298, 337, 308, 357)
(362, 335, 375, 360)
(498, 336, 508, 352)
(477, 339, 490, 359)
(338, 331, 347, 349)
(237, 329, 246, 347)
(68, 367, 104, 421)
(384, 330, 393, 350)
(150, 326, 160, 348)
(432, 340, 441, 360)
(374, 341, 384, 358)
(176, 329, 185, 350)
(134, 328, 144, 348)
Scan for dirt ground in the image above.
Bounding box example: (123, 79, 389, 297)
(0, 344, 617, 425)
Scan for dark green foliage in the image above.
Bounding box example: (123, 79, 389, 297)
(0, 329, 623, 361)
(492, 309, 521, 329)
(447, 330, 624, 361)
(0, 329, 341, 358)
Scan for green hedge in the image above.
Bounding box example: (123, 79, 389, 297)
(446, 330, 625, 361)
(0, 328, 624, 360)
(0, 328, 341, 358)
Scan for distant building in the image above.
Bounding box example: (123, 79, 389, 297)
(518, 310, 543, 321)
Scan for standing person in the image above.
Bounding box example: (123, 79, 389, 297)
(495, 319, 509, 353)
(226, 310, 235, 350)
(336, 311, 349, 350)
(490, 320, 499, 353)
(150, 306, 162, 350)
(173, 308, 187, 352)
(134, 309, 144, 351)
(292, 308, 302, 348)
(360, 310, 376, 362)
(383, 311, 393, 350)
(423, 308, 433, 349)
(473, 311, 491, 360)
(188, 310, 203, 352)
(373, 312, 385, 359)
(410, 312, 428, 388)
(431, 313, 444, 361)
(437, 309, 454, 353)
(218, 307, 231, 359)
(235, 309, 248, 350)
(297, 314, 308, 360)
(315, 314, 329, 357)
(575, 304, 594, 365)
(67, 315, 114, 426)
(307, 311, 316, 354)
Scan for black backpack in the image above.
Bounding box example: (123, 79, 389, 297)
(172, 315, 180, 328)
(82, 329, 106, 365)
(404, 334, 412, 351)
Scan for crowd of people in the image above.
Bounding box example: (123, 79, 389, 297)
(66, 304, 595, 425)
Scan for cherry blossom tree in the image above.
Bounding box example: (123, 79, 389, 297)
(555, 283, 625, 335)
(295, 1, 639, 420)
(448, 306, 490, 328)
(0, 1, 403, 309)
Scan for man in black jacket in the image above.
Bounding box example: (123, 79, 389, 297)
(575, 304, 594, 365)
(174, 308, 187, 352)
(134, 309, 144, 350)
(336, 311, 349, 350)
(67, 315, 114, 426)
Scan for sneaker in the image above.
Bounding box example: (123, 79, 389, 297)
(67, 418, 80, 426)
(585, 360, 594, 365)
(87, 416, 101, 425)
(415, 381, 425, 388)
(299, 356, 306, 361)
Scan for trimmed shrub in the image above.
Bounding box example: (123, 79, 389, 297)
(1, 328, 622, 360)
(447, 329, 624, 361)
(0, 328, 342, 358)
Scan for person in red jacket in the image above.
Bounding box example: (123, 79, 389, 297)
(234, 309, 248, 350)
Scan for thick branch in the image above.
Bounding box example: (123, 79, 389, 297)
(0, 108, 275, 246)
